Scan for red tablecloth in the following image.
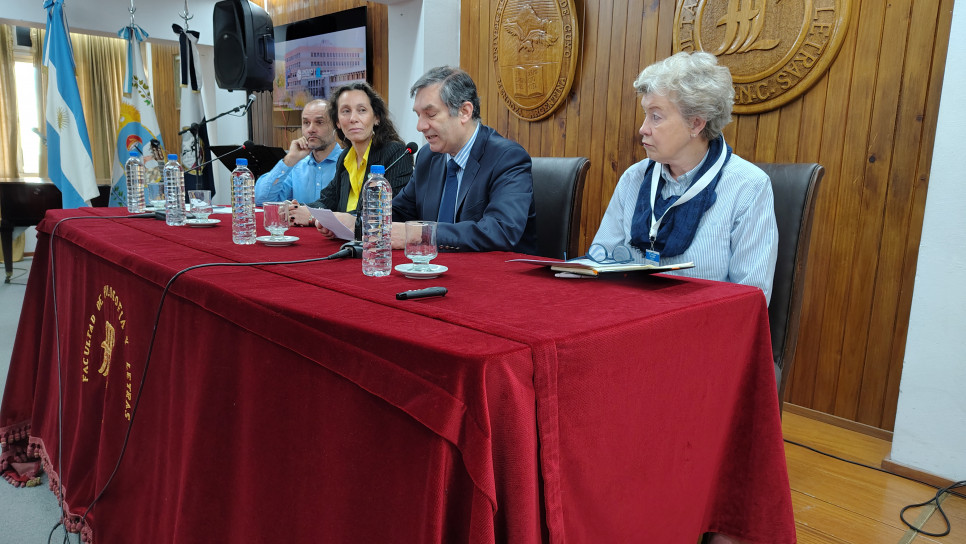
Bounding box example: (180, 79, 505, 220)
(1, 208, 795, 543)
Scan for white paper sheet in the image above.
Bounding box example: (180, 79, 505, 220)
(308, 208, 355, 240)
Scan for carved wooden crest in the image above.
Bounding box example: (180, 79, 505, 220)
(493, 0, 579, 121)
(673, 0, 851, 114)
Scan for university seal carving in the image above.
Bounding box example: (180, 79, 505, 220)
(493, 0, 579, 121)
(674, 0, 851, 114)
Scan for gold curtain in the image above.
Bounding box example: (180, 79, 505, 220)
(0, 25, 19, 178)
(70, 33, 126, 181)
(31, 28, 47, 179)
(150, 42, 180, 156)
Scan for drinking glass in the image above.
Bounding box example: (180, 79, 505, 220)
(404, 220, 438, 271)
(188, 190, 212, 221)
(145, 182, 165, 210)
(263, 201, 289, 239)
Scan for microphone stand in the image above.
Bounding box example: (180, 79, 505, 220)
(177, 96, 255, 187)
(177, 99, 253, 136)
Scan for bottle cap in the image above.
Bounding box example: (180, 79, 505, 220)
(168, 154, 178, 160)
(236, 158, 248, 166)
(129, 151, 139, 157)
(370, 165, 385, 175)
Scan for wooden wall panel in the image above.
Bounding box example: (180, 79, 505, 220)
(461, 0, 953, 431)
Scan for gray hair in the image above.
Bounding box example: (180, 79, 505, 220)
(633, 51, 734, 141)
(410, 66, 482, 120)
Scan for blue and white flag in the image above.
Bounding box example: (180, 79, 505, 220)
(109, 24, 164, 206)
(173, 24, 215, 196)
(43, 0, 99, 208)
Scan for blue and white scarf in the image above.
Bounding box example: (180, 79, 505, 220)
(629, 135, 732, 258)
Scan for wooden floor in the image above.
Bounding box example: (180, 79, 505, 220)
(782, 410, 966, 543)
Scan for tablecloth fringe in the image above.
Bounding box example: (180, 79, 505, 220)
(30, 437, 95, 543)
(0, 421, 37, 486)
(0, 420, 31, 449)
(1, 429, 95, 543)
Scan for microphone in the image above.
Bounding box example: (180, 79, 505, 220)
(337, 240, 364, 258)
(385, 142, 418, 171)
(178, 122, 201, 136)
(232, 93, 257, 114)
(243, 93, 256, 111)
(185, 140, 255, 175)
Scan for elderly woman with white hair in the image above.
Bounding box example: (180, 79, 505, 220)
(591, 51, 778, 305)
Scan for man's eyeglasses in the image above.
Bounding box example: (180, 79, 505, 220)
(577, 243, 634, 264)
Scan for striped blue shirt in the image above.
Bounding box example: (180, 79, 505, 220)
(592, 152, 778, 303)
(438, 123, 482, 218)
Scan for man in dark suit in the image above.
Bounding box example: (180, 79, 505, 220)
(391, 66, 537, 253)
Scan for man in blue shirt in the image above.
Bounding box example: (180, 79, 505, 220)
(254, 99, 342, 209)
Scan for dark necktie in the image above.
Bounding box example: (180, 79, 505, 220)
(438, 159, 459, 223)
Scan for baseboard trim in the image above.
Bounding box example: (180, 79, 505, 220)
(881, 457, 959, 489)
(783, 403, 894, 441)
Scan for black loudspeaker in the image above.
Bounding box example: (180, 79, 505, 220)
(212, 0, 274, 91)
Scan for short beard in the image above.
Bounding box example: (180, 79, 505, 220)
(310, 137, 334, 153)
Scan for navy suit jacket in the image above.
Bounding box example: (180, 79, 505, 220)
(393, 124, 537, 253)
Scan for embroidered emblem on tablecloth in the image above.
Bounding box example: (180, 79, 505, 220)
(83, 284, 136, 420)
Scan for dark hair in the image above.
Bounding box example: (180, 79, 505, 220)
(409, 66, 481, 120)
(328, 82, 402, 148)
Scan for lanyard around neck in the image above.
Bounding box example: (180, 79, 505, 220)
(648, 150, 727, 241)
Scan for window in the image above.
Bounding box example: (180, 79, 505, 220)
(14, 60, 40, 176)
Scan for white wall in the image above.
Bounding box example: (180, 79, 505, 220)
(890, 2, 966, 482)
(386, 0, 460, 147)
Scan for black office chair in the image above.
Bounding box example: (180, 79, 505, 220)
(755, 162, 825, 412)
(530, 157, 590, 260)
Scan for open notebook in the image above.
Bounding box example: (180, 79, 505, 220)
(507, 258, 695, 277)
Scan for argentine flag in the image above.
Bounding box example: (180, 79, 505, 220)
(109, 24, 164, 206)
(43, 0, 99, 208)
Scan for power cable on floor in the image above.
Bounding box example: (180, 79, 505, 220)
(784, 438, 965, 537)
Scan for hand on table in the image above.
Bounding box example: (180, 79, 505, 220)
(288, 200, 316, 227)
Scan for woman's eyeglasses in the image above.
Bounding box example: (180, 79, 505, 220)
(576, 243, 634, 264)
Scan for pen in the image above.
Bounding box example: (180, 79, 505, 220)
(396, 287, 448, 300)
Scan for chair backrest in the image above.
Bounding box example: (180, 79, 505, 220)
(530, 157, 590, 260)
(754, 162, 824, 409)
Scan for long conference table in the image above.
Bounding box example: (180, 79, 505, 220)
(0, 208, 795, 543)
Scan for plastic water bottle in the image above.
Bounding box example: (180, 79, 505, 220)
(124, 151, 146, 213)
(361, 165, 392, 276)
(231, 158, 256, 245)
(163, 154, 186, 226)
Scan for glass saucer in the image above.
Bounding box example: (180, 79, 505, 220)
(256, 235, 299, 246)
(394, 263, 448, 279)
(185, 218, 220, 227)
